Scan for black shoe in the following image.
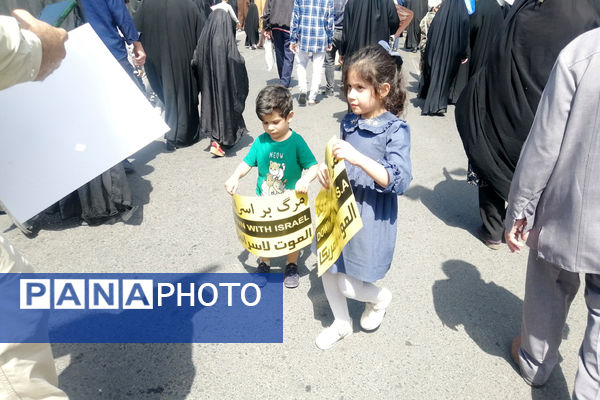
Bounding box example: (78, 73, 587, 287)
(298, 92, 307, 105)
(283, 263, 299, 288)
(166, 141, 177, 151)
(253, 262, 271, 287)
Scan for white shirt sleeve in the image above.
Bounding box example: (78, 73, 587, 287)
(0, 16, 42, 90)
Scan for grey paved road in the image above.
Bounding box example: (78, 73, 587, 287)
(1, 33, 584, 399)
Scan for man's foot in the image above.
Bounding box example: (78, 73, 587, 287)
(316, 321, 352, 350)
(298, 92, 307, 105)
(283, 263, 300, 288)
(360, 288, 392, 331)
(511, 336, 544, 388)
(307, 98, 317, 105)
(252, 262, 271, 288)
(210, 141, 225, 157)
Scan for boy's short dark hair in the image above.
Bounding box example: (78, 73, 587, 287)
(255, 85, 293, 119)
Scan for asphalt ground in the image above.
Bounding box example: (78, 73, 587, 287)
(0, 33, 586, 399)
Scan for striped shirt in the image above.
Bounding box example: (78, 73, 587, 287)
(289, 0, 334, 53)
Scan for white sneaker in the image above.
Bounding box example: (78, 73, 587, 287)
(315, 322, 352, 350)
(360, 288, 392, 331)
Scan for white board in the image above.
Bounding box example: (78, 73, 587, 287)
(0, 24, 168, 223)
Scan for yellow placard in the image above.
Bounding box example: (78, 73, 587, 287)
(315, 136, 363, 276)
(232, 192, 313, 258)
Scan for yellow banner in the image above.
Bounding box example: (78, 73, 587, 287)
(232, 192, 313, 258)
(315, 137, 363, 276)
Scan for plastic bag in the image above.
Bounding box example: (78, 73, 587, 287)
(264, 38, 274, 72)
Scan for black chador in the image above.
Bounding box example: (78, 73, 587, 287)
(134, 0, 206, 148)
(418, 0, 469, 115)
(192, 9, 249, 149)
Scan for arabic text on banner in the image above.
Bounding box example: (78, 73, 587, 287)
(233, 192, 313, 258)
(315, 136, 363, 276)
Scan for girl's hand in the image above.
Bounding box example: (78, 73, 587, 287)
(224, 176, 239, 195)
(332, 140, 363, 166)
(294, 176, 310, 193)
(317, 162, 330, 189)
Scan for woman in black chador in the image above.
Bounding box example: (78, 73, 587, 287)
(193, 9, 249, 157)
(418, 0, 469, 115)
(455, 0, 600, 247)
(245, 0, 260, 49)
(404, 0, 428, 52)
(134, 0, 205, 150)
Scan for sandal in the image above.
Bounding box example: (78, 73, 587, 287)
(210, 141, 225, 157)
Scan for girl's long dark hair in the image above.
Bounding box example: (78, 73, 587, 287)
(342, 44, 407, 117)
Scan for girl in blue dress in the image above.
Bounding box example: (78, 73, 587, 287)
(316, 42, 412, 350)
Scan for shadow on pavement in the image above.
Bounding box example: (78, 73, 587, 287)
(404, 167, 479, 232)
(432, 259, 571, 400)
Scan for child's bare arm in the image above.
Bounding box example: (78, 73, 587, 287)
(295, 164, 319, 193)
(225, 162, 252, 195)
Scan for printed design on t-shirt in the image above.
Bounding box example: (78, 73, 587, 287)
(262, 161, 286, 195)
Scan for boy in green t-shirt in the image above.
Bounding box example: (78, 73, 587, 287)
(225, 85, 319, 288)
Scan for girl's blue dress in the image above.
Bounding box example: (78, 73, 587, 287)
(329, 112, 412, 282)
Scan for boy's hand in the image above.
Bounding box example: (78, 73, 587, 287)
(317, 162, 330, 189)
(225, 176, 239, 195)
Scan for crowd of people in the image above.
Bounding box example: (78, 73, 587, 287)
(2, 0, 600, 398)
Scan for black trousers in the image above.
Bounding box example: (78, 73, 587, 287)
(478, 185, 506, 242)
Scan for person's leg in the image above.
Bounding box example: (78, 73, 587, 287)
(284, 251, 300, 288)
(295, 50, 309, 95)
(279, 31, 295, 88)
(316, 271, 352, 349)
(324, 47, 335, 91)
(325, 30, 341, 92)
(257, 30, 265, 48)
(338, 274, 384, 303)
(271, 30, 285, 80)
(0, 236, 69, 400)
(478, 185, 506, 246)
(338, 274, 392, 330)
(573, 273, 600, 399)
(392, 35, 401, 51)
(308, 51, 325, 103)
(516, 251, 580, 387)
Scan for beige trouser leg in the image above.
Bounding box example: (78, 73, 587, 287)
(0, 235, 68, 400)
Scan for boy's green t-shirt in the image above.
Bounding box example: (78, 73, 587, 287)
(243, 131, 317, 196)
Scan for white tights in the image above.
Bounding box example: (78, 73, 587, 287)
(321, 270, 386, 326)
